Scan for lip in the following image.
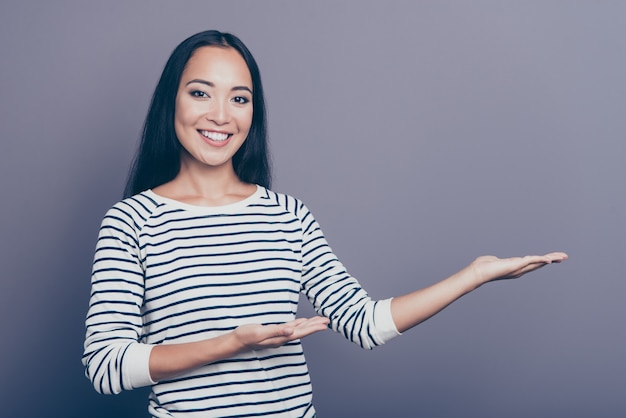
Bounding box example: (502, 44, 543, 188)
(198, 129, 233, 147)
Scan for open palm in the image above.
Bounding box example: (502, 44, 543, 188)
(470, 252, 568, 284)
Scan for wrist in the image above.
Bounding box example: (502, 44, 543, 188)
(455, 263, 485, 292)
(228, 328, 250, 355)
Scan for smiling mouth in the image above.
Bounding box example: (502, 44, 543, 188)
(199, 130, 231, 142)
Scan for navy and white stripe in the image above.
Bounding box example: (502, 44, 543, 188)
(83, 186, 398, 417)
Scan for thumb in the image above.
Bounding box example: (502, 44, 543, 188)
(281, 326, 294, 336)
(265, 324, 294, 338)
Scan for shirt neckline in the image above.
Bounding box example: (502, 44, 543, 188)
(144, 184, 264, 213)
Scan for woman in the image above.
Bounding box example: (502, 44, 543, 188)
(83, 30, 567, 417)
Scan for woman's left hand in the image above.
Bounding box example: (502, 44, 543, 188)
(468, 252, 568, 286)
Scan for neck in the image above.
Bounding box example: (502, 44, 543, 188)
(153, 156, 256, 206)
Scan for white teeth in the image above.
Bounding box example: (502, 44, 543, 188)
(201, 131, 229, 141)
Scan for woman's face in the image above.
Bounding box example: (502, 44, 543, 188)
(174, 46, 253, 172)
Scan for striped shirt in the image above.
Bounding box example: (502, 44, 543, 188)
(83, 186, 399, 417)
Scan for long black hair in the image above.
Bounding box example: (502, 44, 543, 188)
(123, 30, 271, 198)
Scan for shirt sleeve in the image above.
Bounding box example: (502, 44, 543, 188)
(82, 202, 157, 394)
(297, 202, 401, 349)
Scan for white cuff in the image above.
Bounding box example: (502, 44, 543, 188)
(374, 298, 402, 343)
(123, 343, 157, 389)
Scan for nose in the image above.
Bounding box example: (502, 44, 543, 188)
(205, 100, 230, 125)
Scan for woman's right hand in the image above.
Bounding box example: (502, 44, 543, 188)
(233, 316, 330, 351)
(149, 316, 330, 382)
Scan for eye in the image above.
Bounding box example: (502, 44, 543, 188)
(232, 96, 250, 105)
(190, 90, 209, 98)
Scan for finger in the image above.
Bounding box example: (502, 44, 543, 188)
(518, 253, 568, 268)
(285, 316, 329, 334)
(260, 321, 329, 346)
(291, 321, 330, 339)
(545, 252, 568, 262)
(282, 316, 328, 330)
(271, 317, 329, 339)
(283, 318, 309, 328)
(294, 316, 330, 327)
(522, 252, 568, 264)
(263, 324, 295, 338)
(520, 255, 553, 265)
(510, 261, 549, 278)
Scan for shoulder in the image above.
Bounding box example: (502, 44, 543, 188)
(101, 191, 163, 232)
(256, 187, 320, 234)
(257, 187, 311, 218)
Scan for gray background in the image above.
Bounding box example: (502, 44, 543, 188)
(1, 1, 624, 417)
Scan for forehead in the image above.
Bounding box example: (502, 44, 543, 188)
(181, 46, 252, 86)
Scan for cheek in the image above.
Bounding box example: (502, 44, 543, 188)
(175, 100, 189, 124)
(240, 108, 254, 133)
(174, 99, 184, 131)
(173, 112, 185, 142)
(174, 99, 198, 137)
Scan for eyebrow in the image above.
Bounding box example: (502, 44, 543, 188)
(186, 79, 252, 94)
